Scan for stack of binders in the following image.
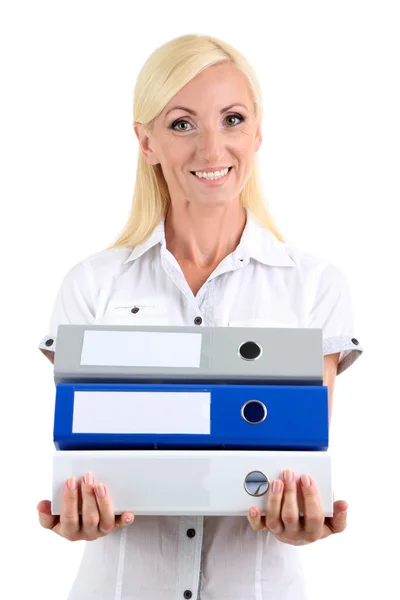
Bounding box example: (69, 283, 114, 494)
(51, 324, 333, 517)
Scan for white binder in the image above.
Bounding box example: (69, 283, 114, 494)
(52, 450, 333, 517)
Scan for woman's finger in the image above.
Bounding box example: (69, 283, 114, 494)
(94, 483, 120, 533)
(60, 477, 80, 540)
(114, 511, 135, 529)
(37, 499, 59, 531)
(321, 500, 348, 539)
(247, 505, 266, 531)
(280, 470, 300, 537)
(300, 475, 324, 542)
(81, 472, 100, 539)
(264, 480, 284, 535)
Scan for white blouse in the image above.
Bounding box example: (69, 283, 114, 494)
(39, 210, 363, 600)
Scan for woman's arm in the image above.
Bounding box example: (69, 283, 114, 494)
(40, 348, 54, 363)
(324, 352, 340, 424)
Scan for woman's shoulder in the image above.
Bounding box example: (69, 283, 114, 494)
(62, 246, 134, 284)
(44, 247, 135, 331)
(81, 246, 133, 273)
(281, 240, 347, 284)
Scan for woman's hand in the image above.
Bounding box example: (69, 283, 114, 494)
(247, 469, 348, 545)
(37, 472, 135, 541)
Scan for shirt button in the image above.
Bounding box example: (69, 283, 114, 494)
(194, 316, 202, 325)
(351, 338, 359, 345)
(131, 306, 140, 314)
(183, 591, 193, 599)
(186, 528, 196, 538)
(45, 339, 54, 347)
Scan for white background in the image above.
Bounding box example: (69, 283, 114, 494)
(1, 1, 399, 598)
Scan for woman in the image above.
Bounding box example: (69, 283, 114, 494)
(37, 34, 363, 600)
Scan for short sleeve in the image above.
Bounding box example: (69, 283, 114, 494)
(38, 260, 96, 358)
(308, 263, 363, 375)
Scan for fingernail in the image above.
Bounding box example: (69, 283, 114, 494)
(95, 483, 106, 498)
(83, 472, 94, 486)
(283, 470, 293, 483)
(272, 480, 283, 493)
(67, 476, 77, 490)
(125, 514, 134, 523)
(300, 475, 311, 488)
(250, 508, 258, 518)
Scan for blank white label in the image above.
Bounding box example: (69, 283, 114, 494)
(80, 330, 202, 368)
(72, 391, 211, 434)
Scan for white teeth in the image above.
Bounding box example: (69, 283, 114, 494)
(194, 167, 229, 180)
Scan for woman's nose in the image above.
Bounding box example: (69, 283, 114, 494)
(197, 128, 225, 164)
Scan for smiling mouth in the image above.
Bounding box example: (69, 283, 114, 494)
(190, 167, 233, 175)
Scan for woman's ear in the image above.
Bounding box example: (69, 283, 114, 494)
(133, 121, 160, 165)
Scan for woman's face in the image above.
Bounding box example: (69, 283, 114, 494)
(135, 62, 262, 210)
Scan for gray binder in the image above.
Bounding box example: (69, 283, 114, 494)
(54, 324, 323, 384)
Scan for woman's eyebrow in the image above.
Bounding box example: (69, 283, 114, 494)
(164, 103, 248, 118)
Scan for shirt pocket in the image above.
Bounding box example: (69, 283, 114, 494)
(100, 299, 170, 326)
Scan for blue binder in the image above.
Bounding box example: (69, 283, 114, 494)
(54, 382, 328, 451)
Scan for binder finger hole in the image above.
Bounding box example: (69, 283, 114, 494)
(238, 341, 263, 361)
(244, 471, 269, 496)
(241, 400, 267, 424)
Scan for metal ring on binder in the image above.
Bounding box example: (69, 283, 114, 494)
(238, 340, 263, 361)
(241, 400, 267, 424)
(244, 471, 269, 496)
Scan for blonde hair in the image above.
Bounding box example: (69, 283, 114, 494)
(108, 33, 284, 249)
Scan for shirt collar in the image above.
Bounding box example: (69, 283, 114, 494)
(237, 211, 295, 267)
(123, 216, 166, 263)
(123, 209, 295, 268)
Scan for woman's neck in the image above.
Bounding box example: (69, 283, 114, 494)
(164, 203, 247, 268)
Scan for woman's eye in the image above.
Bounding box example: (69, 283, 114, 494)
(170, 114, 244, 132)
(226, 114, 244, 126)
(171, 120, 192, 132)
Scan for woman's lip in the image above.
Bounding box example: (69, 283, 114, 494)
(190, 166, 232, 186)
(190, 166, 233, 174)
